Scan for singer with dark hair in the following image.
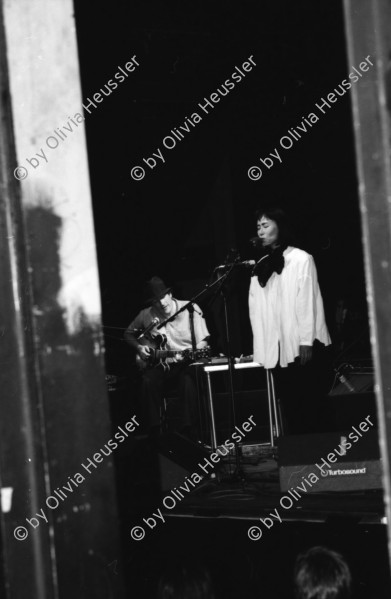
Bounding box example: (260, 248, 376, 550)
(294, 546, 352, 599)
(125, 276, 210, 439)
(249, 207, 331, 433)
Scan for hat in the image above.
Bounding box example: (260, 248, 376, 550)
(144, 276, 172, 305)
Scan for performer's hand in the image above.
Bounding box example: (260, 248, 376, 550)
(299, 345, 313, 365)
(137, 345, 151, 361)
(196, 340, 209, 349)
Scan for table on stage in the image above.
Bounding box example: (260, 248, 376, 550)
(197, 359, 282, 451)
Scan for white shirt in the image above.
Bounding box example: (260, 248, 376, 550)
(158, 300, 209, 351)
(126, 299, 209, 358)
(248, 247, 331, 368)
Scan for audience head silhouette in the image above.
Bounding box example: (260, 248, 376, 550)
(157, 561, 215, 599)
(294, 546, 352, 599)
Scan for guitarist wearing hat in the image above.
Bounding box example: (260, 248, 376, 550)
(124, 276, 210, 440)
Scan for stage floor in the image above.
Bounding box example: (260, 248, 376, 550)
(115, 435, 389, 598)
(160, 465, 385, 526)
(121, 436, 385, 523)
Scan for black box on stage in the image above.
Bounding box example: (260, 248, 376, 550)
(156, 432, 211, 470)
(328, 368, 374, 396)
(158, 455, 191, 492)
(156, 432, 212, 492)
(278, 428, 382, 492)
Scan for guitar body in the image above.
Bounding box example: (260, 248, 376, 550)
(136, 333, 172, 371)
(135, 330, 211, 371)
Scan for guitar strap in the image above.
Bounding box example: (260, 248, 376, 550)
(188, 304, 201, 426)
(188, 303, 197, 352)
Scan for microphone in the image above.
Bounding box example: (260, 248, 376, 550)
(137, 316, 160, 339)
(248, 236, 266, 261)
(215, 260, 255, 270)
(334, 369, 355, 393)
(249, 236, 263, 247)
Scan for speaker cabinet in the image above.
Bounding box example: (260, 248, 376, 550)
(156, 432, 212, 492)
(158, 454, 191, 492)
(278, 429, 382, 492)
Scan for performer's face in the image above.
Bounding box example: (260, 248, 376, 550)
(257, 216, 279, 248)
(157, 293, 174, 315)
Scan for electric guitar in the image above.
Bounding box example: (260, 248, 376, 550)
(136, 330, 210, 371)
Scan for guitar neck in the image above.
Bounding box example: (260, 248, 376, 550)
(154, 347, 209, 361)
(155, 349, 186, 359)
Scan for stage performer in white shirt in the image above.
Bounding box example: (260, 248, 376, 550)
(249, 207, 331, 433)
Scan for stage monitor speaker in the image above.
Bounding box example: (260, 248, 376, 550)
(156, 432, 211, 470)
(156, 433, 213, 493)
(278, 429, 382, 492)
(329, 368, 374, 396)
(159, 455, 191, 492)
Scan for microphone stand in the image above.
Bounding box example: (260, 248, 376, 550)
(155, 263, 248, 484)
(155, 260, 256, 330)
(155, 270, 236, 330)
(207, 263, 247, 485)
(155, 273, 232, 463)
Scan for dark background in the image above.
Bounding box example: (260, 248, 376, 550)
(74, 0, 369, 373)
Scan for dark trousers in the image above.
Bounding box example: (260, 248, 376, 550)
(273, 343, 332, 435)
(141, 363, 199, 434)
